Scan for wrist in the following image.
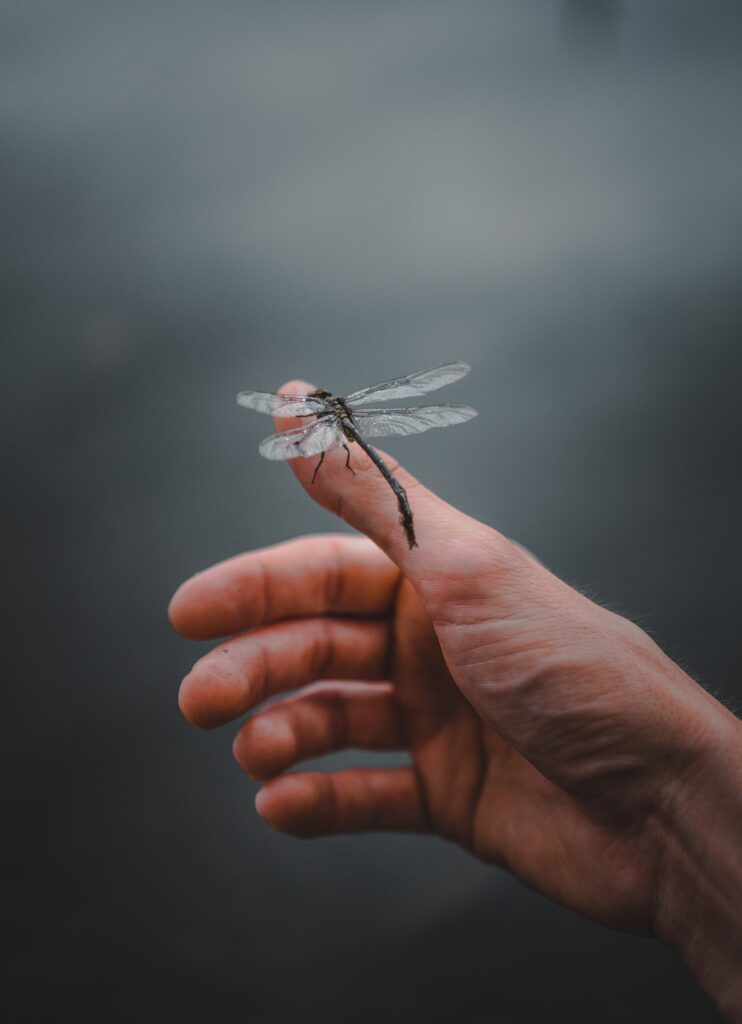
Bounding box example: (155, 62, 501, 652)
(654, 700, 742, 1019)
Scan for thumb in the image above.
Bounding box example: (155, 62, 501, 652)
(269, 379, 496, 584)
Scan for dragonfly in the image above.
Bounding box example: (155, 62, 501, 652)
(236, 361, 477, 549)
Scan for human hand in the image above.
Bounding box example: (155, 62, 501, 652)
(169, 380, 742, 1017)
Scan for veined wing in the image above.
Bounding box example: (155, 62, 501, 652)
(237, 391, 327, 416)
(346, 361, 471, 407)
(258, 417, 344, 460)
(352, 404, 477, 438)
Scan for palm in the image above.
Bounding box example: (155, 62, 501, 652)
(390, 577, 657, 934)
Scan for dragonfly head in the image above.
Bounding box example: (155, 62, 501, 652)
(309, 388, 332, 400)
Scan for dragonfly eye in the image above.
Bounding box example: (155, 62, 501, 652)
(310, 388, 331, 399)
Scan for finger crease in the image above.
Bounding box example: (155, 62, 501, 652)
(322, 538, 345, 611)
(327, 692, 348, 750)
(325, 774, 339, 832)
(466, 725, 489, 853)
(313, 621, 336, 681)
(254, 558, 272, 624)
(254, 641, 274, 703)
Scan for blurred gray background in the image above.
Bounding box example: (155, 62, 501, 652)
(3, 1, 741, 1020)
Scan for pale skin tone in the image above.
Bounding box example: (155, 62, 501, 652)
(169, 380, 742, 1019)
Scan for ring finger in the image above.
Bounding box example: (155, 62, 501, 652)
(233, 680, 405, 779)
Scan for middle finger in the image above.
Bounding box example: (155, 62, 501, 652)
(178, 616, 391, 729)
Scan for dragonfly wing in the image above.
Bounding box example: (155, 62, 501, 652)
(258, 418, 345, 460)
(237, 391, 327, 416)
(346, 362, 471, 407)
(352, 404, 477, 438)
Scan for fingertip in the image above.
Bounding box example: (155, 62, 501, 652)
(254, 785, 271, 818)
(278, 379, 315, 400)
(234, 714, 296, 780)
(254, 775, 321, 837)
(273, 379, 318, 438)
(177, 668, 211, 729)
(178, 659, 235, 730)
(168, 586, 202, 640)
(253, 777, 289, 829)
(168, 574, 221, 640)
(167, 563, 266, 641)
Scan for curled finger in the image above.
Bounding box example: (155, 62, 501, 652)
(179, 617, 390, 729)
(233, 681, 405, 779)
(255, 767, 430, 838)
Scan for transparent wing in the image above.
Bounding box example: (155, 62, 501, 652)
(352, 404, 477, 438)
(258, 417, 345, 460)
(346, 361, 471, 407)
(237, 391, 328, 416)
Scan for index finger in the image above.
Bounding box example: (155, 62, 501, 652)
(168, 533, 399, 640)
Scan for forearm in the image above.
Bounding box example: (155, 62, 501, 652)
(655, 701, 742, 1019)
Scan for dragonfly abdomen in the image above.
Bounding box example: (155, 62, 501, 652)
(342, 418, 417, 549)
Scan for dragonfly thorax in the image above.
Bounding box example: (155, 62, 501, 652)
(309, 391, 354, 423)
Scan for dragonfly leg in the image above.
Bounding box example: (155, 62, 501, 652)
(342, 444, 356, 475)
(311, 450, 326, 484)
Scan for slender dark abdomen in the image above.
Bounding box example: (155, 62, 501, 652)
(342, 420, 417, 549)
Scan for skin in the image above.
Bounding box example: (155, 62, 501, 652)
(169, 380, 742, 1019)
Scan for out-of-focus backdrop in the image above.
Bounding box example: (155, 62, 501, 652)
(3, 1, 741, 1020)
